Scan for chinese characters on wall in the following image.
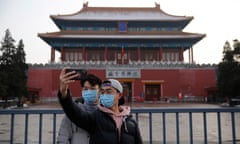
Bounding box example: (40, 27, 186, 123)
(106, 69, 140, 78)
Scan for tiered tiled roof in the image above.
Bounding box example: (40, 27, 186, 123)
(39, 2, 205, 50)
(39, 30, 205, 39)
(51, 3, 192, 21)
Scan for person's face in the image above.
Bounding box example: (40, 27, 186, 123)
(82, 81, 99, 102)
(99, 85, 120, 106)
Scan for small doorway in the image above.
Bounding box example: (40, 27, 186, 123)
(122, 82, 132, 103)
(145, 84, 161, 101)
(27, 87, 41, 103)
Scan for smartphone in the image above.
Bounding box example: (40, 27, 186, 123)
(65, 68, 87, 80)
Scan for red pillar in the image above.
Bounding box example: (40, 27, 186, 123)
(114, 52, 117, 62)
(180, 47, 184, 61)
(191, 47, 194, 63)
(104, 47, 108, 61)
(50, 47, 55, 63)
(121, 46, 124, 64)
(159, 47, 163, 61)
(82, 47, 86, 61)
(77, 49, 80, 61)
(188, 48, 191, 63)
(137, 47, 141, 61)
(60, 48, 65, 61)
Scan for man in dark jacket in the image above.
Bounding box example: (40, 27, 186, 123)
(58, 68, 143, 144)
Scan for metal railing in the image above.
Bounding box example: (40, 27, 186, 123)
(0, 108, 239, 144)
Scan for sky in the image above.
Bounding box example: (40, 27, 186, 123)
(0, 0, 240, 64)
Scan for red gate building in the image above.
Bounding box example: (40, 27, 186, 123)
(28, 3, 216, 103)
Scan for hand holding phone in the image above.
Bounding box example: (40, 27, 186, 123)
(66, 69, 87, 80)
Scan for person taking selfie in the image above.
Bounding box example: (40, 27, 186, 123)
(58, 68, 143, 144)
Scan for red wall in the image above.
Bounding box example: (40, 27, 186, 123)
(27, 68, 106, 98)
(141, 69, 181, 96)
(140, 69, 216, 97)
(27, 68, 216, 99)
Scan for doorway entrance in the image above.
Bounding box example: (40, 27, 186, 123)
(145, 84, 161, 101)
(122, 82, 132, 103)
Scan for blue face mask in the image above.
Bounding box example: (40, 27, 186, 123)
(82, 90, 98, 103)
(100, 94, 114, 108)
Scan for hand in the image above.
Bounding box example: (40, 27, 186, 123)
(59, 67, 79, 97)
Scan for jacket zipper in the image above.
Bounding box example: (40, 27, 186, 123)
(104, 112, 120, 143)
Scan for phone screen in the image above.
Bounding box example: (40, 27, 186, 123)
(66, 69, 87, 80)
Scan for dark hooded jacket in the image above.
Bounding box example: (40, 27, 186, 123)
(58, 90, 143, 144)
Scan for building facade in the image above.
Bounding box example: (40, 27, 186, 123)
(28, 3, 216, 102)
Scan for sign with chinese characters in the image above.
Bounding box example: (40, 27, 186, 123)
(106, 69, 141, 78)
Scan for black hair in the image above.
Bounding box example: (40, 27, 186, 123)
(118, 97, 125, 105)
(80, 74, 102, 87)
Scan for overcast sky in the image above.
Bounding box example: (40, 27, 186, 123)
(0, 0, 239, 64)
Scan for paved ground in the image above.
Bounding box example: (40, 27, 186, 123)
(0, 102, 240, 144)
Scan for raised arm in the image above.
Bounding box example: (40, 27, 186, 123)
(59, 67, 78, 98)
(58, 68, 95, 132)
